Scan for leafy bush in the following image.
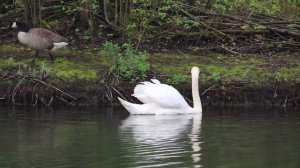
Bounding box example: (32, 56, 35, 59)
(103, 42, 150, 83)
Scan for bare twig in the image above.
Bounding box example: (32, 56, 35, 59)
(56, 96, 75, 106)
(12, 77, 26, 104)
(202, 83, 219, 96)
(111, 86, 126, 100)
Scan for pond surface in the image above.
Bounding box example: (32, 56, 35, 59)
(0, 106, 299, 168)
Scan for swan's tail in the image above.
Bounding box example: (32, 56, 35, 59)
(118, 97, 131, 108)
(118, 97, 137, 114)
(118, 97, 152, 115)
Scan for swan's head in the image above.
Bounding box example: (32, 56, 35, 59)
(191, 66, 200, 75)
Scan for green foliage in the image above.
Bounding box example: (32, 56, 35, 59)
(210, 72, 222, 82)
(123, 0, 299, 38)
(0, 2, 13, 11)
(167, 74, 187, 85)
(209, 0, 299, 15)
(103, 42, 150, 83)
(58, 0, 99, 41)
(75, 29, 92, 41)
(172, 16, 200, 30)
(47, 20, 60, 28)
(125, 0, 204, 39)
(0, 57, 18, 68)
(60, 0, 99, 15)
(103, 41, 121, 54)
(253, 24, 267, 30)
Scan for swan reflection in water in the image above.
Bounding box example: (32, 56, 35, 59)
(120, 114, 202, 167)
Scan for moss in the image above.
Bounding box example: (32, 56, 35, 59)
(150, 52, 292, 86)
(0, 44, 31, 55)
(275, 66, 300, 82)
(151, 52, 197, 76)
(197, 64, 270, 85)
(36, 58, 98, 81)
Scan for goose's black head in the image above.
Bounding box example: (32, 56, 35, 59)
(11, 21, 30, 32)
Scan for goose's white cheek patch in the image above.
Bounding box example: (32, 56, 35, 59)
(12, 22, 17, 28)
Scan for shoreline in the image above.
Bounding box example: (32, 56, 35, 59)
(0, 43, 299, 107)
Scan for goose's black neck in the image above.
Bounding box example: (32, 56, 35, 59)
(16, 22, 30, 33)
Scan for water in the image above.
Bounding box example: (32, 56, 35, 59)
(0, 106, 299, 168)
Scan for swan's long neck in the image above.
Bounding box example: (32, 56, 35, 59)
(192, 71, 202, 113)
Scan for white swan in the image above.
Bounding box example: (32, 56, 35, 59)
(118, 66, 202, 115)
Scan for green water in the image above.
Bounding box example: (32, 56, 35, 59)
(0, 106, 299, 168)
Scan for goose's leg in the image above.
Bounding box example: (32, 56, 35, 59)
(48, 52, 54, 64)
(33, 50, 39, 62)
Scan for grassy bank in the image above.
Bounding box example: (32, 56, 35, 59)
(0, 43, 299, 107)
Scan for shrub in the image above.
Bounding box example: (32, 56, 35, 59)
(103, 42, 150, 83)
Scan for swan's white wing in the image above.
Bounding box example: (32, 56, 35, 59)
(150, 79, 161, 84)
(133, 80, 190, 108)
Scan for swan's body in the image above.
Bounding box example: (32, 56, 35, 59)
(118, 67, 202, 115)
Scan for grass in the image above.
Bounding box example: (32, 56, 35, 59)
(275, 65, 300, 83)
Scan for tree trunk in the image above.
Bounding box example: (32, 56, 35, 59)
(79, 1, 89, 29)
(22, 0, 43, 27)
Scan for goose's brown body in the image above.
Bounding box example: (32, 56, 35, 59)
(12, 21, 68, 62)
(18, 28, 68, 51)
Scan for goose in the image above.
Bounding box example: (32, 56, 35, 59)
(118, 66, 202, 115)
(11, 21, 68, 63)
